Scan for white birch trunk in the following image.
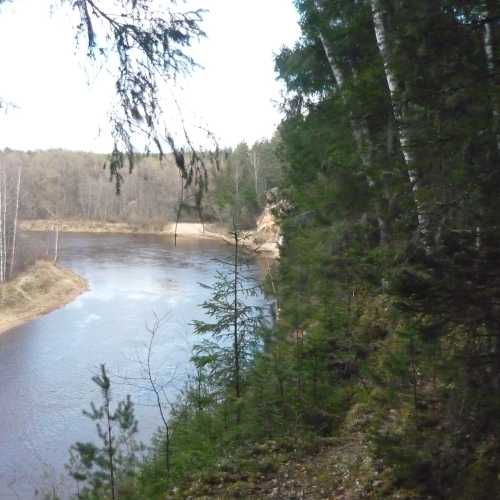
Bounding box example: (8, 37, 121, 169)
(54, 225, 59, 263)
(370, 0, 430, 251)
(1, 165, 7, 281)
(0, 162, 4, 282)
(8, 165, 21, 279)
(314, 1, 390, 243)
(482, 7, 500, 153)
(314, 1, 373, 166)
(252, 149, 259, 198)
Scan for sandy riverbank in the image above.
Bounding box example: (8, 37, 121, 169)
(20, 219, 168, 234)
(20, 219, 227, 238)
(0, 260, 88, 335)
(20, 218, 281, 257)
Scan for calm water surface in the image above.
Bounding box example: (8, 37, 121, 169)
(0, 233, 268, 499)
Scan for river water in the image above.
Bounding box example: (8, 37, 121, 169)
(0, 233, 269, 499)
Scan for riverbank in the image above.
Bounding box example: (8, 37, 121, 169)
(19, 219, 166, 235)
(0, 260, 88, 334)
(20, 218, 281, 257)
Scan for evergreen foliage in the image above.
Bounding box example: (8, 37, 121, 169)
(67, 365, 143, 499)
(61, 1, 500, 497)
(192, 233, 267, 420)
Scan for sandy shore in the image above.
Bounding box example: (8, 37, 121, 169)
(20, 219, 168, 235)
(20, 219, 281, 257)
(20, 219, 225, 238)
(0, 260, 88, 335)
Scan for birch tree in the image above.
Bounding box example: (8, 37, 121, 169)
(0, 161, 5, 282)
(311, 0, 388, 243)
(369, 0, 431, 250)
(8, 165, 21, 279)
(481, 1, 500, 153)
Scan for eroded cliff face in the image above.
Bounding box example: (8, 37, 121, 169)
(240, 189, 286, 258)
(242, 205, 281, 257)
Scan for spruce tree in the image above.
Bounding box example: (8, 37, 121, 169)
(192, 232, 266, 425)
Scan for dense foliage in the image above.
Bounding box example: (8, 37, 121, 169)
(271, 0, 500, 496)
(57, 0, 500, 498)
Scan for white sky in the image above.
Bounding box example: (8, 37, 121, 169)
(0, 0, 300, 152)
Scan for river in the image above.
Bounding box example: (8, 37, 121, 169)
(0, 232, 269, 499)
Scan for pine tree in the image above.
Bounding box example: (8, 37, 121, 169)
(192, 232, 266, 425)
(67, 364, 142, 499)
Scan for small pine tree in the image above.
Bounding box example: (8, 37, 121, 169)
(192, 231, 266, 424)
(67, 364, 142, 499)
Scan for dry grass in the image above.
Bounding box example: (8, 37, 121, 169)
(0, 260, 87, 334)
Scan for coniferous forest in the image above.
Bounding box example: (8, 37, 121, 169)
(63, 1, 500, 498)
(1, 0, 499, 499)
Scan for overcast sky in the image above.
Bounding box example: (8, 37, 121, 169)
(0, 0, 300, 152)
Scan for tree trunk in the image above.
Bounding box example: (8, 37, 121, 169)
(9, 165, 21, 279)
(314, 0, 387, 243)
(174, 174, 184, 247)
(0, 162, 4, 282)
(252, 149, 259, 199)
(370, 0, 430, 251)
(482, 4, 500, 153)
(233, 230, 241, 405)
(0, 164, 7, 282)
(105, 400, 117, 500)
(54, 225, 60, 263)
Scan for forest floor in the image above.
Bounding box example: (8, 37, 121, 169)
(169, 432, 411, 500)
(0, 260, 88, 334)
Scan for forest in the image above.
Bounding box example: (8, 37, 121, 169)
(1, 0, 499, 498)
(0, 140, 282, 278)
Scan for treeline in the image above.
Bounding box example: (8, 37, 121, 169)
(0, 141, 282, 228)
(49, 0, 500, 498)
(0, 141, 283, 278)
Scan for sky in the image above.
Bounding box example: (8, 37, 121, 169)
(0, 0, 301, 152)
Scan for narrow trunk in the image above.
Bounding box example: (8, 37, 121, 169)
(1, 165, 7, 282)
(482, 5, 500, 153)
(54, 226, 60, 263)
(318, 24, 374, 161)
(252, 149, 258, 198)
(0, 163, 4, 282)
(9, 165, 21, 279)
(370, 0, 430, 251)
(105, 401, 117, 500)
(234, 160, 240, 221)
(314, 2, 387, 242)
(147, 323, 171, 482)
(233, 230, 241, 402)
(174, 174, 184, 247)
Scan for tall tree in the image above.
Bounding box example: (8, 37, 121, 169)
(192, 243, 265, 424)
(369, 0, 430, 250)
